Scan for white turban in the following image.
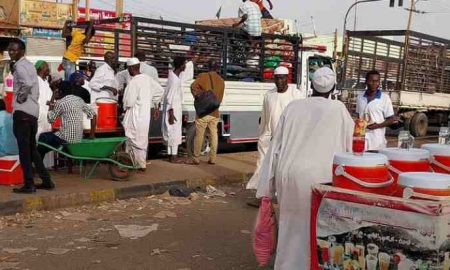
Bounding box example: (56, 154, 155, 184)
(127, 57, 140, 67)
(274, 66, 289, 75)
(312, 67, 336, 93)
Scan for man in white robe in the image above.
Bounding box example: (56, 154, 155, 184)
(122, 58, 164, 171)
(89, 52, 119, 104)
(116, 51, 160, 92)
(256, 67, 354, 270)
(246, 66, 302, 190)
(35, 61, 54, 168)
(162, 57, 186, 163)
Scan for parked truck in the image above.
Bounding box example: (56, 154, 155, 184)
(77, 17, 333, 153)
(339, 30, 450, 137)
(1, 16, 334, 154)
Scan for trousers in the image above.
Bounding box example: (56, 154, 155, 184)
(13, 111, 51, 187)
(193, 115, 219, 163)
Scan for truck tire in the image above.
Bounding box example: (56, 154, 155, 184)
(186, 123, 210, 157)
(410, 112, 428, 137)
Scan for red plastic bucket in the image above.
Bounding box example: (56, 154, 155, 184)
(398, 172, 450, 200)
(4, 90, 13, 113)
(421, 144, 450, 174)
(333, 152, 394, 195)
(263, 68, 274, 79)
(379, 148, 431, 180)
(0, 155, 24, 186)
(96, 98, 118, 129)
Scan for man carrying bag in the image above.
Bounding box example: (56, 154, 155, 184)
(188, 60, 225, 165)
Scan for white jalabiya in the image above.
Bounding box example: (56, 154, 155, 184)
(181, 61, 194, 82)
(122, 73, 164, 168)
(116, 63, 160, 91)
(256, 97, 354, 270)
(162, 71, 183, 154)
(89, 63, 119, 104)
(246, 85, 302, 190)
(36, 76, 54, 168)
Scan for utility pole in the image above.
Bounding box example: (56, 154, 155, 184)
(72, 0, 79, 21)
(116, 0, 124, 16)
(353, 0, 358, 30)
(86, 0, 91, 21)
(333, 29, 338, 59)
(402, 0, 416, 90)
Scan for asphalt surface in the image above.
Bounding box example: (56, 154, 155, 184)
(0, 185, 265, 270)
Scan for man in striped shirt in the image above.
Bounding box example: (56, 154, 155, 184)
(37, 83, 97, 168)
(233, 0, 262, 37)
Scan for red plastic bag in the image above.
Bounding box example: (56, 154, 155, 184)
(253, 197, 277, 266)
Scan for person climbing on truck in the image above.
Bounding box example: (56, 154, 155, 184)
(251, 0, 274, 19)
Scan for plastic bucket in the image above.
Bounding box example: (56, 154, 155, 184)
(421, 144, 450, 174)
(398, 172, 450, 200)
(4, 90, 13, 113)
(263, 68, 274, 79)
(379, 148, 431, 180)
(333, 152, 394, 195)
(96, 98, 118, 129)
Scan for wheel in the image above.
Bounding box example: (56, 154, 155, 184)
(185, 123, 211, 157)
(410, 112, 428, 137)
(108, 151, 133, 181)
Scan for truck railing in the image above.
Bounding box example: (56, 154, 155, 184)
(131, 17, 301, 83)
(341, 30, 450, 96)
(78, 16, 301, 83)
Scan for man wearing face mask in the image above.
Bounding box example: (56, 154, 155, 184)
(122, 58, 164, 171)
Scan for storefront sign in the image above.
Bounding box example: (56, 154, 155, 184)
(20, 0, 72, 29)
(32, 28, 62, 38)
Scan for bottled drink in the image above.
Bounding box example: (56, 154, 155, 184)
(438, 127, 450, 145)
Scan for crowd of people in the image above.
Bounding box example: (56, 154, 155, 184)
(2, 19, 228, 194)
(0, 5, 400, 268)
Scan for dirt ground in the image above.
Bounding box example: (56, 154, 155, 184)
(0, 184, 265, 270)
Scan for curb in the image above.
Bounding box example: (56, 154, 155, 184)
(0, 172, 253, 216)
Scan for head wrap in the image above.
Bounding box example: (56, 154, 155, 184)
(312, 67, 336, 93)
(34, 60, 45, 70)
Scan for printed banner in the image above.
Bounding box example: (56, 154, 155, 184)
(311, 185, 450, 270)
(20, 0, 72, 29)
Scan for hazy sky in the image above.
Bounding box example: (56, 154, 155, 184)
(83, 0, 450, 39)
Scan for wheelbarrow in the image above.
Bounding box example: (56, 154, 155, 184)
(37, 137, 136, 181)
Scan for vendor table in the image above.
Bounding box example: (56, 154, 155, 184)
(311, 184, 450, 270)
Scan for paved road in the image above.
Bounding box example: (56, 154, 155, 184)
(0, 185, 264, 270)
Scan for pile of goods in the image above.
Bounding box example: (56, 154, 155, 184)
(195, 18, 290, 35)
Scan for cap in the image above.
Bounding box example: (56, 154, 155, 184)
(274, 66, 289, 75)
(312, 67, 336, 93)
(127, 57, 140, 66)
(69, 71, 87, 83)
